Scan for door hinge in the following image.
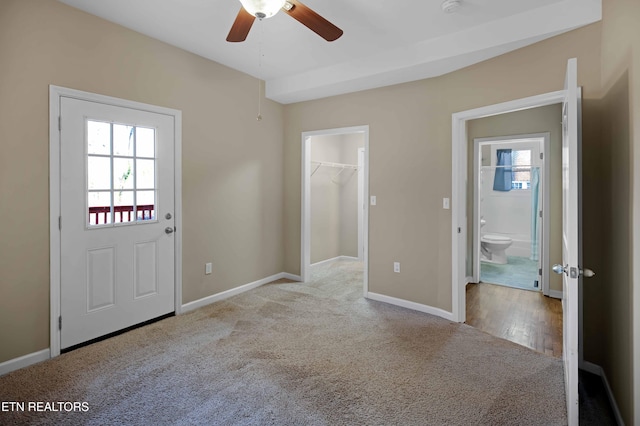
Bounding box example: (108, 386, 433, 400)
(58, 216, 62, 230)
(539, 268, 542, 276)
(539, 210, 542, 218)
(540, 152, 544, 160)
(58, 316, 62, 330)
(58, 116, 61, 131)
(458, 227, 461, 234)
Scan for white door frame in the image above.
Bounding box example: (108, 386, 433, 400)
(49, 85, 183, 357)
(451, 90, 564, 323)
(472, 133, 550, 296)
(301, 125, 369, 295)
(357, 147, 365, 261)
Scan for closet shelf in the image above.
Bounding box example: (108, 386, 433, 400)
(311, 161, 358, 177)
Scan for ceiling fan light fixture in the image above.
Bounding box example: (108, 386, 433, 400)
(441, 0, 461, 13)
(239, 0, 286, 19)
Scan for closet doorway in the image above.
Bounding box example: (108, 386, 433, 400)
(301, 126, 369, 295)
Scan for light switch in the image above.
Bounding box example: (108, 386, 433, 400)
(205, 263, 212, 275)
(443, 198, 450, 209)
(370, 195, 377, 206)
(394, 262, 400, 273)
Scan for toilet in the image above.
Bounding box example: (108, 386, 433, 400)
(481, 234, 513, 264)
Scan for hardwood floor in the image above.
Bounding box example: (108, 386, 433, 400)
(465, 282, 563, 358)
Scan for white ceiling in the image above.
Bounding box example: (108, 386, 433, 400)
(57, 0, 601, 104)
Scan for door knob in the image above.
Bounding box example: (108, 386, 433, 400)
(552, 264, 567, 275)
(165, 227, 174, 234)
(580, 268, 596, 278)
(553, 264, 595, 278)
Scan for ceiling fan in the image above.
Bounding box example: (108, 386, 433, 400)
(227, 0, 343, 42)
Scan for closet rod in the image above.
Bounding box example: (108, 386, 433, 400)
(311, 161, 358, 170)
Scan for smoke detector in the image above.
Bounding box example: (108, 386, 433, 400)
(441, 0, 461, 13)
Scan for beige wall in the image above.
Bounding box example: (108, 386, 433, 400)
(591, 0, 639, 421)
(0, 0, 284, 363)
(339, 134, 364, 258)
(310, 133, 362, 263)
(310, 135, 342, 263)
(467, 105, 563, 293)
(284, 23, 602, 312)
(1, 0, 636, 421)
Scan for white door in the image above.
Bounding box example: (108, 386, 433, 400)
(60, 97, 175, 349)
(557, 57, 581, 425)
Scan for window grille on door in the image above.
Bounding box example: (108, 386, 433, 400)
(86, 120, 157, 227)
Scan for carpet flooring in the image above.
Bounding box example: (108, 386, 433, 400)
(480, 256, 539, 291)
(0, 261, 567, 425)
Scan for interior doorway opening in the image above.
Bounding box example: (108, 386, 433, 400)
(473, 134, 550, 294)
(301, 125, 369, 295)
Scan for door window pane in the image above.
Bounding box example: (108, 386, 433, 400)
(114, 191, 135, 224)
(113, 158, 134, 190)
(136, 159, 155, 189)
(136, 127, 155, 158)
(113, 124, 134, 156)
(88, 191, 112, 225)
(88, 156, 111, 190)
(136, 191, 155, 221)
(87, 121, 110, 155)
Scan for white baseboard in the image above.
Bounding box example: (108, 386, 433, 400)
(181, 272, 300, 313)
(548, 289, 563, 299)
(0, 349, 50, 377)
(579, 361, 625, 426)
(365, 292, 456, 322)
(311, 255, 359, 267)
(280, 272, 302, 281)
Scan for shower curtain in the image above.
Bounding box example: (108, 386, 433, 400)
(493, 149, 512, 191)
(530, 167, 540, 261)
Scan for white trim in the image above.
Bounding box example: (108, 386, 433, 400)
(49, 85, 183, 357)
(301, 126, 370, 295)
(0, 349, 50, 377)
(451, 90, 565, 323)
(548, 289, 563, 299)
(310, 255, 360, 268)
(280, 273, 302, 281)
(579, 361, 625, 426)
(366, 292, 456, 322)
(357, 147, 365, 261)
(181, 272, 300, 313)
(174, 112, 183, 314)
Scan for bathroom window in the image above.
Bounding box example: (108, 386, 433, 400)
(511, 149, 531, 190)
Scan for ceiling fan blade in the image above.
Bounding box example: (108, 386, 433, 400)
(226, 7, 255, 42)
(283, 0, 343, 42)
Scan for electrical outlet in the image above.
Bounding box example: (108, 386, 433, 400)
(370, 195, 377, 206)
(205, 262, 212, 275)
(443, 197, 450, 209)
(394, 262, 400, 273)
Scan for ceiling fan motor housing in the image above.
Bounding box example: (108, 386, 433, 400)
(441, 0, 461, 13)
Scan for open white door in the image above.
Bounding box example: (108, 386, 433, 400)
(554, 57, 581, 425)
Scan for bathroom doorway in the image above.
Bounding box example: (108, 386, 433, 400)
(473, 134, 550, 294)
